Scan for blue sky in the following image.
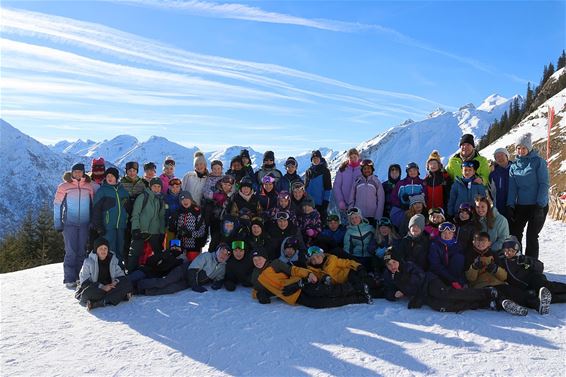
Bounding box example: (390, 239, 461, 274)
(1, 0, 564, 155)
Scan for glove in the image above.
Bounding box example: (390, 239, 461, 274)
(192, 285, 207, 293)
(322, 275, 332, 285)
(376, 247, 386, 258)
(306, 228, 316, 237)
(132, 229, 142, 240)
(471, 256, 483, 270)
(486, 262, 498, 274)
(282, 279, 305, 296)
(211, 280, 224, 290)
(338, 201, 347, 211)
(506, 206, 515, 223)
(355, 264, 365, 272)
(451, 282, 463, 290)
(257, 289, 271, 304)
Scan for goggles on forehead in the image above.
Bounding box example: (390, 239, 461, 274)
(231, 240, 245, 250)
(307, 246, 324, 257)
(347, 207, 361, 216)
(275, 211, 290, 221)
(262, 175, 276, 184)
(170, 239, 181, 248)
(439, 222, 456, 233)
(378, 217, 392, 227)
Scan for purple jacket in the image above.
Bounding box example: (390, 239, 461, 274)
(333, 163, 362, 207)
(349, 175, 385, 220)
(391, 175, 426, 209)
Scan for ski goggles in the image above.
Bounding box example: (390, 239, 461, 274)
(378, 217, 392, 227)
(170, 239, 181, 248)
(438, 222, 456, 233)
(458, 202, 474, 213)
(327, 214, 340, 222)
(262, 175, 276, 184)
(307, 245, 324, 257)
(231, 240, 246, 250)
(361, 159, 374, 166)
(291, 182, 305, 191)
(278, 191, 291, 201)
(275, 211, 290, 221)
(347, 207, 361, 216)
(169, 178, 181, 186)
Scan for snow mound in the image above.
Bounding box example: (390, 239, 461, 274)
(2, 220, 566, 376)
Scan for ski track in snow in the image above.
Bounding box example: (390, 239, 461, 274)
(2, 220, 566, 377)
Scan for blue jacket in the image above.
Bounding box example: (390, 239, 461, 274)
(304, 159, 332, 206)
(344, 220, 376, 258)
(277, 172, 303, 193)
(320, 225, 347, 248)
(164, 190, 181, 223)
(92, 181, 129, 231)
(447, 176, 487, 216)
(507, 150, 549, 207)
(489, 164, 510, 216)
(428, 238, 466, 286)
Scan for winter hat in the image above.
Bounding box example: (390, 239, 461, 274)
(230, 155, 243, 167)
(502, 235, 522, 253)
(428, 207, 446, 221)
(405, 162, 419, 174)
(251, 217, 264, 228)
(149, 177, 162, 187)
(239, 177, 254, 189)
(283, 236, 300, 250)
(278, 191, 291, 201)
(347, 148, 360, 157)
(105, 167, 119, 181)
(458, 202, 474, 216)
(383, 246, 397, 263)
(515, 132, 533, 151)
(125, 161, 139, 172)
(163, 156, 175, 168)
(263, 150, 275, 162)
(252, 248, 268, 259)
(285, 157, 298, 168)
(462, 160, 480, 171)
(408, 214, 426, 231)
(493, 147, 510, 159)
(194, 151, 206, 167)
(93, 237, 109, 252)
(459, 134, 475, 147)
(240, 149, 251, 160)
(360, 159, 375, 173)
(311, 150, 322, 161)
(71, 163, 85, 172)
(409, 193, 426, 207)
(216, 243, 232, 257)
(91, 157, 105, 172)
(302, 197, 315, 209)
(179, 190, 193, 201)
(143, 162, 157, 171)
(211, 160, 223, 168)
(291, 181, 305, 191)
(427, 150, 442, 165)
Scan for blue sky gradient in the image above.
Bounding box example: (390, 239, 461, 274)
(1, 1, 564, 154)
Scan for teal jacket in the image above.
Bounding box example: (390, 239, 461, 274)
(93, 181, 129, 231)
(507, 150, 549, 207)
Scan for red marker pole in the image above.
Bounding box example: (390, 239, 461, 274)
(547, 106, 554, 167)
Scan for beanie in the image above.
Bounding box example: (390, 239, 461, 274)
(71, 163, 85, 172)
(163, 156, 175, 168)
(263, 150, 275, 162)
(427, 150, 442, 165)
(493, 147, 510, 159)
(459, 134, 475, 147)
(408, 214, 425, 231)
(91, 157, 105, 170)
(239, 177, 254, 189)
(143, 162, 157, 171)
(311, 150, 322, 161)
(240, 149, 251, 160)
(409, 193, 426, 207)
(252, 248, 268, 259)
(251, 217, 264, 228)
(230, 155, 243, 167)
(125, 161, 139, 172)
(93, 237, 109, 252)
(105, 167, 119, 181)
(406, 162, 419, 174)
(179, 190, 193, 201)
(194, 151, 206, 167)
(302, 197, 315, 209)
(149, 177, 162, 187)
(515, 132, 533, 151)
(211, 160, 223, 168)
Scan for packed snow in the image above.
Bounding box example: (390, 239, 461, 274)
(2, 220, 565, 377)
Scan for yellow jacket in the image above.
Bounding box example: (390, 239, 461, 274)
(308, 254, 360, 284)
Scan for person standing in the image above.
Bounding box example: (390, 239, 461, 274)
(446, 134, 490, 185)
(489, 148, 512, 221)
(181, 151, 209, 206)
(507, 133, 549, 259)
(304, 150, 332, 223)
(333, 148, 362, 223)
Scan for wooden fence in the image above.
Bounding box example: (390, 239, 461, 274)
(548, 190, 566, 222)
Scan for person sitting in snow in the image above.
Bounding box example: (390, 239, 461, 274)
(187, 243, 232, 293)
(224, 240, 254, 291)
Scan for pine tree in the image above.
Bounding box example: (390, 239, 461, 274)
(557, 50, 566, 70)
(524, 82, 534, 115)
(35, 202, 65, 265)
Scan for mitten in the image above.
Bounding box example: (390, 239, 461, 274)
(471, 256, 483, 270)
(306, 228, 316, 237)
(451, 282, 463, 290)
(486, 262, 498, 274)
(257, 290, 271, 304)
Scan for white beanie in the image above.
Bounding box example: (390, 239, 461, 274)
(493, 147, 510, 158)
(194, 151, 206, 167)
(515, 133, 533, 151)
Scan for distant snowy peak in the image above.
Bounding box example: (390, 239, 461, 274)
(459, 103, 476, 111)
(428, 108, 447, 118)
(477, 94, 508, 112)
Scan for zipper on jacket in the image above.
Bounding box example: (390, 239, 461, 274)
(115, 186, 121, 229)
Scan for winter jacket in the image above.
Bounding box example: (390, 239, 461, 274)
(277, 172, 303, 194)
(333, 162, 362, 209)
(428, 238, 466, 286)
(53, 173, 96, 230)
(181, 171, 208, 206)
(256, 166, 284, 188)
(383, 261, 428, 301)
(131, 188, 166, 235)
(391, 176, 425, 209)
(266, 222, 305, 261)
(254, 259, 312, 305)
(497, 255, 544, 289)
(344, 220, 376, 258)
(228, 191, 262, 218)
(424, 170, 451, 210)
(79, 251, 125, 286)
(349, 174, 385, 220)
(168, 205, 207, 251)
(278, 236, 308, 268)
(164, 190, 181, 223)
(304, 159, 332, 206)
(477, 208, 509, 251)
(507, 150, 550, 207)
(140, 247, 184, 278)
(395, 233, 430, 271)
(225, 251, 254, 286)
(454, 217, 478, 250)
(92, 181, 130, 232)
(383, 164, 401, 217)
(120, 175, 146, 211)
(447, 176, 487, 217)
(258, 188, 279, 213)
(465, 249, 507, 288)
(307, 254, 360, 284)
(446, 150, 490, 186)
(159, 173, 175, 195)
(188, 251, 227, 282)
(488, 164, 510, 217)
(298, 210, 322, 244)
(202, 175, 224, 201)
(320, 225, 347, 249)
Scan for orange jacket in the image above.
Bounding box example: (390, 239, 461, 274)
(308, 254, 360, 284)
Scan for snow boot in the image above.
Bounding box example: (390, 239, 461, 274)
(538, 287, 552, 315)
(501, 299, 528, 316)
(87, 300, 106, 311)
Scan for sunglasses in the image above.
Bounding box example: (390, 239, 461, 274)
(438, 222, 456, 233)
(347, 207, 361, 216)
(307, 246, 324, 257)
(231, 240, 245, 250)
(275, 211, 290, 221)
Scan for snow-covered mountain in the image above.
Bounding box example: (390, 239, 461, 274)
(1, 220, 565, 376)
(51, 139, 97, 155)
(329, 94, 521, 179)
(0, 120, 90, 235)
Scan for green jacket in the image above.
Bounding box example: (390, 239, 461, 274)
(446, 151, 490, 186)
(131, 188, 166, 235)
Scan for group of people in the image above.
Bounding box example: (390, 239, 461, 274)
(54, 131, 565, 314)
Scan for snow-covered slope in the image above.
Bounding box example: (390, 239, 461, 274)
(329, 94, 520, 178)
(0, 120, 90, 234)
(51, 139, 97, 155)
(2, 220, 565, 377)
